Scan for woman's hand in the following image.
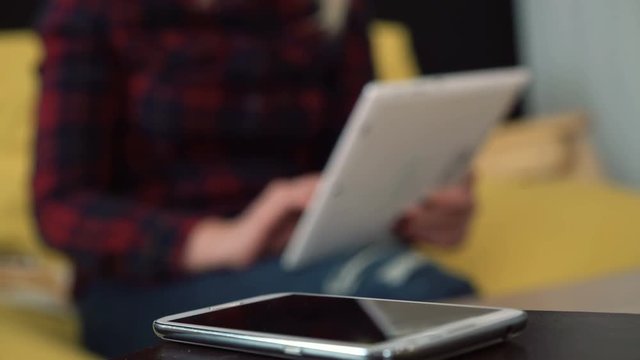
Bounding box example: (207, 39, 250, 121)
(395, 174, 475, 248)
(182, 175, 319, 273)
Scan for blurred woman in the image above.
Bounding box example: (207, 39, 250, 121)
(34, 0, 475, 356)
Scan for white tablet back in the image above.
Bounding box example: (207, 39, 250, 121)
(281, 68, 530, 270)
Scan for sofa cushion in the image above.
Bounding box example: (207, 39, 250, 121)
(427, 178, 640, 296)
(0, 305, 96, 360)
(0, 31, 41, 255)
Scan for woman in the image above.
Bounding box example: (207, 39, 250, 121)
(34, 0, 474, 356)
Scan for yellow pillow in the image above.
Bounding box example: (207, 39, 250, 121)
(369, 21, 421, 81)
(474, 112, 604, 182)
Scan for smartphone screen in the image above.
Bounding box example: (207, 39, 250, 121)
(172, 294, 498, 344)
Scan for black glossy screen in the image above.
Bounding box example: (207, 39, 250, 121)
(173, 295, 496, 344)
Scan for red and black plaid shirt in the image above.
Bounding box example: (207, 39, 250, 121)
(33, 0, 372, 287)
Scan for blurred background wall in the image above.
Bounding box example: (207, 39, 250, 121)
(0, 0, 43, 29)
(517, 0, 640, 188)
(372, 0, 518, 75)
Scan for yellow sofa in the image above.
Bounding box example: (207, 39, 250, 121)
(0, 31, 97, 360)
(3, 26, 640, 359)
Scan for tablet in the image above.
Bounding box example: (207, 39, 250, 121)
(154, 293, 527, 360)
(281, 67, 530, 270)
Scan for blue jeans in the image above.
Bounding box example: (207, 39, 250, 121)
(78, 243, 473, 358)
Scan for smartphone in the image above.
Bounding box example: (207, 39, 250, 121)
(153, 293, 526, 360)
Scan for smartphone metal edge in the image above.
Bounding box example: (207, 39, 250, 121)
(153, 293, 527, 360)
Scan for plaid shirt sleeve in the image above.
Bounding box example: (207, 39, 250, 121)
(33, 0, 201, 282)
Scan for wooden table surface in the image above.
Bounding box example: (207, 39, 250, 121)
(118, 311, 640, 360)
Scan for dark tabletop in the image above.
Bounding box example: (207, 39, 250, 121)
(117, 311, 640, 360)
